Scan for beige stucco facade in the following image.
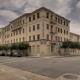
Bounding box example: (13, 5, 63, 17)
(0, 7, 80, 56)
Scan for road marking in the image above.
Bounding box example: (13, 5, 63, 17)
(1, 69, 29, 80)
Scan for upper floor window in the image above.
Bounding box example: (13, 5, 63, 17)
(61, 29, 62, 33)
(37, 34, 40, 40)
(37, 24, 40, 30)
(58, 28, 60, 32)
(33, 25, 35, 31)
(55, 17, 57, 22)
(29, 36, 31, 41)
(47, 34, 49, 40)
(16, 31, 18, 35)
(23, 37, 25, 41)
(37, 13, 40, 18)
(46, 13, 49, 18)
(64, 30, 65, 34)
(11, 33, 12, 37)
(19, 29, 21, 34)
(33, 35, 35, 40)
(23, 19, 24, 24)
(29, 27, 31, 32)
(23, 29, 24, 33)
(33, 15, 35, 20)
(58, 18, 60, 23)
(29, 17, 31, 22)
(64, 21, 65, 25)
(47, 24, 49, 29)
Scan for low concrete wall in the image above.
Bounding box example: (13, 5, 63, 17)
(60, 48, 80, 56)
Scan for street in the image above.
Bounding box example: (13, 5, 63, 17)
(0, 56, 80, 80)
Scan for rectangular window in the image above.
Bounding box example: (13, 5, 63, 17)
(23, 37, 25, 41)
(33, 35, 35, 40)
(29, 27, 31, 32)
(37, 45, 40, 53)
(33, 25, 35, 31)
(61, 37, 62, 41)
(58, 18, 60, 23)
(33, 15, 35, 20)
(29, 17, 31, 22)
(47, 24, 49, 29)
(61, 29, 62, 33)
(29, 36, 31, 41)
(23, 19, 24, 24)
(11, 33, 12, 37)
(37, 24, 40, 30)
(56, 36, 57, 41)
(37, 13, 40, 18)
(47, 34, 49, 40)
(55, 17, 57, 22)
(58, 28, 60, 32)
(46, 13, 49, 18)
(37, 34, 40, 40)
(64, 30, 65, 34)
(64, 21, 65, 25)
(19, 29, 21, 34)
(16, 31, 18, 35)
(23, 29, 24, 33)
(19, 38, 21, 42)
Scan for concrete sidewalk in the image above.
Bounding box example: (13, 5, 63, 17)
(0, 64, 80, 80)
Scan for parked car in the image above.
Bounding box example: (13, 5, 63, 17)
(6, 52, 11, 56)
(1, 52, 5, 56)
(12, 52, 22, 57)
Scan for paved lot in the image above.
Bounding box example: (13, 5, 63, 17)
(0, 56, 80, 79)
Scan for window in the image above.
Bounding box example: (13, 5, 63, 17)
(19, 29, 21, 34)
(11, 33, 12, 37)
(16, 38, 18, 42)
(16, 31, 18, 35)
(19, 38, 21, 42)
(58, 37, 60, 41)
(47, 34, 49, 40)
(64, 30, 65, 34)
(47, 24, 49, 29)
(23, 19, 24, 24)
(61, 29, 62, 33)
(64, 21, 65, 25)
(37, 13, 40, 18)
(23, 37, 25, 41)
(29, 17, 31, 22)
(33, 25, 35, 31)
(58, 18, 60, 23)
(11, 40, 12, 43)
(29, 27, 31, 32)
(13, 32, 15, 36)
(56, 36, 58, 41)
(37, 45, 40, 53)
(29, 36, 31, 41)
(55, 17, 57, 22)
(37, 24, 40, 30)
(23, 29, 24, 33)
(51, 15, 53, 19)
(58, 28, 60, 32)
(33, 15, 35, 20)
(20, 20, 21, 24)
(46, 13, 49, 18)
(37, 34, 40, 40)
(33, 35, 35, 40)
(61, 19, 62, 24)
(61, 37, 62, 41)
(67, 31, 68, 35)
(13, 39, 15, 43)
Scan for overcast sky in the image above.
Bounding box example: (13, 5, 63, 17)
(0, 0, 80, 35)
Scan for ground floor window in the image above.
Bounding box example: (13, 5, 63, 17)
(37, 45, 40, 53)
(51, 45, 53, 52)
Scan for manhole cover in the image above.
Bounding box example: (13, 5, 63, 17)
(63, 74, 78, 79)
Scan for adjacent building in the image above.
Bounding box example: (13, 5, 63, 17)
(0, 7, 80, 56)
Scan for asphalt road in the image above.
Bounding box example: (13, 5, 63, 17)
(0, 56, 80, 79)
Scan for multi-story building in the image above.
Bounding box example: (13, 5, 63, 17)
(70, 32, 80, 42)
(0, 7, 79, 56)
